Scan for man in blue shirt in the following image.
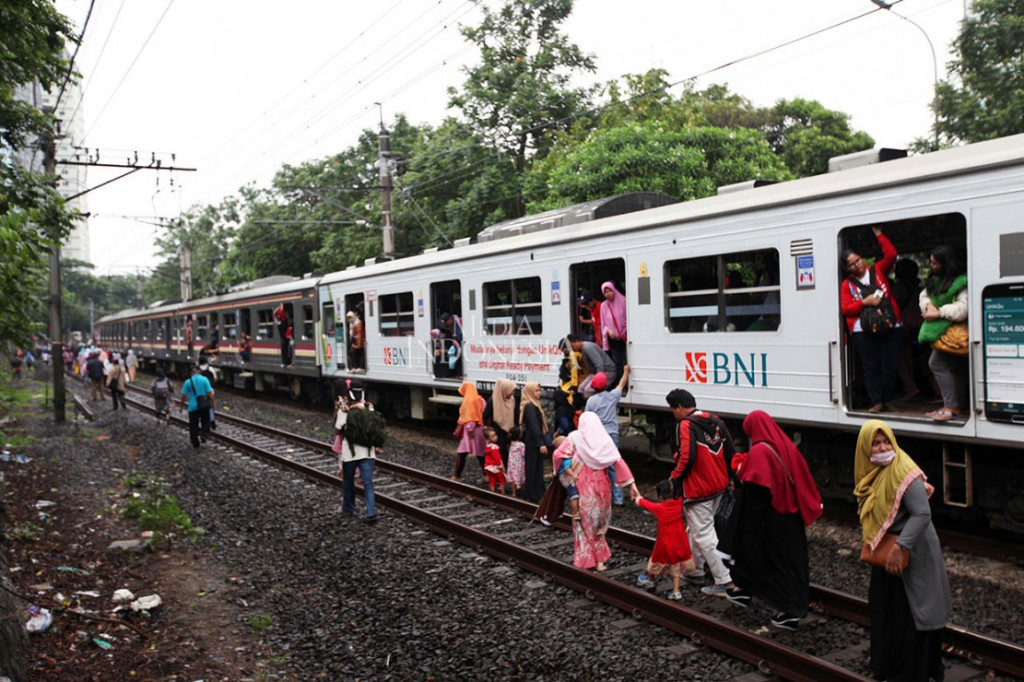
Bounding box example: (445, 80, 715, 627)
(179, 364, 215, 448)
(585, 364, 631, 505)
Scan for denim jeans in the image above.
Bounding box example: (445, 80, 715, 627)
(342, 458, 376, 518)
(608, 432, 623, 505)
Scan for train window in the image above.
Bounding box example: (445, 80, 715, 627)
(257, 309, 275, 340)
(196, 314, 208, 341)
(322, 302, 335, 338)
(302, 305, 314, 340)
(379, 292, 414, 337)
(483, 277, 543, 335)
(223, 312, 237, 340)
(665, 249, 780, 333)
(155, 319, 165, 341)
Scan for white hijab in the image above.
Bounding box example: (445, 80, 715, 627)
(571, 412, 620, 469)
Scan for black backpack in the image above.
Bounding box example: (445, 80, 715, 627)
(852, 269, 898, 337)
(344, 408, 387, 448)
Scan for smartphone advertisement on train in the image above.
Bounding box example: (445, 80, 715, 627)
(983, 283, 1024, 423)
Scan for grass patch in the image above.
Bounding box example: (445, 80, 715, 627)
(246, 614, 273, 633)
(5, 522, 44, 542)
(119, 472, 204, 549)
(1, 433, 38, 450)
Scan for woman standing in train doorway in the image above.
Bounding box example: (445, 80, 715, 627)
(600, 281, 627, 379)
(854, 419, 950, 681)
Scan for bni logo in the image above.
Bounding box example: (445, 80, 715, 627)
(684, 352, 768, 387)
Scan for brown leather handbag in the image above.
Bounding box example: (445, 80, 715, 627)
(860, 533, 909, 570)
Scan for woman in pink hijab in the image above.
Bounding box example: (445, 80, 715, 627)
(553, 412, 638, 571)
(600, 281, 627, 376)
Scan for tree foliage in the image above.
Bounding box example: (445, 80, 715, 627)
(0, 0, 77, 349)
(933, 0, 1024, 144)
(527, 122, 793, 211)
(448, 0, 597, 218)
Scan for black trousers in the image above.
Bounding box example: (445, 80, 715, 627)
(188, 408, 211, 448)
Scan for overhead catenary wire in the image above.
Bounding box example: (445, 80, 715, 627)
(82, 0, 177, 144)
(64, 0, 129, 133)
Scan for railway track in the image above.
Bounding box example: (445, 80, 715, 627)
(115, 382, 1024, 681)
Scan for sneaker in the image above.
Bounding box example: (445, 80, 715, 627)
(682, 571, 707, 586)
(636, 574, 655, 588)
(538, 515, 552, 527)
(725, 587, 751, 608)
(701, 584, 731, 598)
(666, 591, 683, 601)
(770, 612, 800, 631)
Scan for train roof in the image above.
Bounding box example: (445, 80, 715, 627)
(96, 275, 318, 324)
(318, 133, 1024, 287)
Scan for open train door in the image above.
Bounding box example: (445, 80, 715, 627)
(570, 259, 626, 343)
(430, 280, 463, 380)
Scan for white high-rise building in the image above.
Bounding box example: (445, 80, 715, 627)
(15, 64, 91, 266)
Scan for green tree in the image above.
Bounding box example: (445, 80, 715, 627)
(447, 0, 597, 218)
(933, 0, 1024, 144)
(761, 98, 874, 177)
(146, 203, 237, 303)
(0, 0, 77, 348)
(527, 122, 793, 211)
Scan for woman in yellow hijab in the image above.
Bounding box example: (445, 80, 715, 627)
(853, 419, 950, 682)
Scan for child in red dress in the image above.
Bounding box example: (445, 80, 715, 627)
(482, 427, 506, 494)
(634, 479, 695, 600)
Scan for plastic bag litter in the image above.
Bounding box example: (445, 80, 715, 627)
(0, 453, 30, 463)
(92, 637, 113, 650)
(130, 594, 162, 612)
(26, 606, 52, 633)
(112, 588, 135, 603)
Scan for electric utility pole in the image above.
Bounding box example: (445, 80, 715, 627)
(43, 128, 65, 422)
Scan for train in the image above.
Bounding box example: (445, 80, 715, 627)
(97, 134, 1024, 534)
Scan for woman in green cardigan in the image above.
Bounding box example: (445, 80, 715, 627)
(918, 245, 968, 421)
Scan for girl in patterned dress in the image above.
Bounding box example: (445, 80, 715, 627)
(506, 426, 526, 497)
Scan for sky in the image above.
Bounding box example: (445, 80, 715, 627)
(53, 0, 968, 277)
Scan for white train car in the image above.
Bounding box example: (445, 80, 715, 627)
(317, 135, 1024, 530)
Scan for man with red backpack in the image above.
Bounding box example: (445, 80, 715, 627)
(666, 388, 737, 597)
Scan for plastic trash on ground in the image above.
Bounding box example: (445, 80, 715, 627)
(25, 606, 52, 633)
(130, 594, 162, 612)
(112, 588, 135, 603)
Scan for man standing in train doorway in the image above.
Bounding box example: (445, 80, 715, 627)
(665, 388, 736, 597)
(274, 303, 292, 366)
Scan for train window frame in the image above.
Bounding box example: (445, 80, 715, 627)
(483, 276, 543, 336)
(321, 301, 335, 339)
(302, 304, 314, 340)
(196, 314, 208, 341)
(378, 292, 415, 337)
(664, 249, 781, 333)
(222, 311, 238, 340)
(257, 309, 275, 340)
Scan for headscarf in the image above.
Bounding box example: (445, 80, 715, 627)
(491, 378, 517, 431)
(599, 281, 627, 349)
(853, 419, 933, 550)
(519, 381, 548, 434)
(570, 412, 621, 469)
(457, 381, 484, 425)
(740, 410, 822, 526)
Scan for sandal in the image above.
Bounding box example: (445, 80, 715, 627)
(929, 409, 954, 421)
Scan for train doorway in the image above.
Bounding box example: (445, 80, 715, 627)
(570, 259, 625, 343)
(344, 294, 366, 371)
(430, 280, 463, 379)
(838, 214, 967, 420)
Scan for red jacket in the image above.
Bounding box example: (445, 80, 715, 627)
(840, 232, 901, 334)
(669, 411, 734, 501)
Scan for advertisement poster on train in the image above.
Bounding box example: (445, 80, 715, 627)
(983, 284, 1024, 422)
